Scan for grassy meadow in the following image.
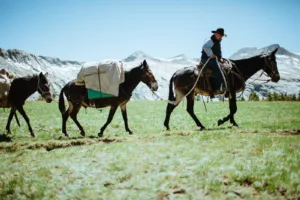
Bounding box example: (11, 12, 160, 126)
(0, 100, 300, 199)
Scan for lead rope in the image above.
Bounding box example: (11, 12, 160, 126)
(215, 58, 228, 99)
(151, 58, 211, 105)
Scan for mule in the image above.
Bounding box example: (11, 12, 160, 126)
(59, 60, 158, 137)
(6, 72, 53, 137)
(164, 48, 280, 130)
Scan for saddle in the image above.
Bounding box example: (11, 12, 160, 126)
(194, 59, 233, 98)
(195, 59, 233, 76)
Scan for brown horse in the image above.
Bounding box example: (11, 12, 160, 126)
(6, 72, 53, 137)
(59, 60, 158, 137)
(164, 48, 280, 130)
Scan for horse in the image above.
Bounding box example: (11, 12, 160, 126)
(164, 47, 280, 130)
(58, 60, 158, 137)
(6, 72, 53, 137)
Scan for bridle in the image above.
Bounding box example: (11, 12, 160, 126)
(263, 55, 278, 80)
(247, 54, 278, 83)
(37, 76, 51, 97)
(141, 65, 157, 90)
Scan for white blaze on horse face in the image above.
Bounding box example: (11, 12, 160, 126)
(151, 81, 158, 91)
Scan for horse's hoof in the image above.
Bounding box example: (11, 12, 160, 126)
(80, 131, 85, 137)
(233, 123, 239, 127)
(200, 127, 206, 131)
(218, 120, 223, 126)
(98, 132, 103, 137)
(128, 131, 134, 135)
(30, 133, 35, 138)
(7, 130, 11, 134)
(63, 132, 69, 137)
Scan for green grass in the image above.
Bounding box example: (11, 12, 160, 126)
(0, 100, 300, 199)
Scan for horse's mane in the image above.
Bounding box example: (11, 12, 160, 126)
(230, 54, 262, 63)
(124, 63, 142, 73)
(15, 74, 38, 81)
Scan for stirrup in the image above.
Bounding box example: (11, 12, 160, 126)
(220, 83, 227, 92)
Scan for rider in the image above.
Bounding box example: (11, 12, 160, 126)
(201, 28, 226, 98)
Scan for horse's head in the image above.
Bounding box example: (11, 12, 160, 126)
(140, 60, 158, 91)
(261, 48, 280, 83)
(37, 72, 52, 103)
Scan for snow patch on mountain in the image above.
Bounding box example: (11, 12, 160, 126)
(0, 44, 299, 100)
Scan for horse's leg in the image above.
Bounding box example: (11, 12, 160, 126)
(164, 103, 176, 130)
(98, 106, 118, 137)
(218, 92, 238, 127)
(16, 106, 35, 137)
(70, 104, 85, 137)
(6, 107, 16, 134)
(164, 90, 184, 130)
(62, 101, 73, 137)
(186, 93, 206, 130)
(120, 104, 133, 134)
(229, 92, 238, 127)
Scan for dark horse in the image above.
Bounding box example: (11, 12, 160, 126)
(59, 60, 158, 137)
(164, 48, 280, 130)
(6, 72, 53, 137)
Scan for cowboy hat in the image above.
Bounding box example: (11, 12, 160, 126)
(212, 28, 227, 37)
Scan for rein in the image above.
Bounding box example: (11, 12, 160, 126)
(246, 56, 276, 84)
(37, 76, 51, 96)
(233, 55, 277, 99)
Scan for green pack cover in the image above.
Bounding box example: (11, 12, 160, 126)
(87, 88, 114, 99)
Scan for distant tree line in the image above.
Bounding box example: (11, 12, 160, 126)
(246, 91, 300, 101)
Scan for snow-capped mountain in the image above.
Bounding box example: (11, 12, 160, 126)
(0, 44, 299, 100)
(123, 51, 196, 100)
(0, 48, 83, 99)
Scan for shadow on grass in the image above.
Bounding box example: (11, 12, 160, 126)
(56, 135, 118, 142)
(0, 136, 125, 153)
(203, 126, 232, 131)
(163, 126, 233, 137)
(276, 129, 300, 135)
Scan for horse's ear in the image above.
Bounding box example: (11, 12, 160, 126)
(271, 47, 279, 56)
(143, 60, 148, 68)
(39, 72, 43, 77)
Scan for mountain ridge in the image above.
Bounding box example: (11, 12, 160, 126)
(0, 44, 299, 100)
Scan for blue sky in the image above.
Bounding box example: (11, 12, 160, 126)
(0, 0, 299, 61)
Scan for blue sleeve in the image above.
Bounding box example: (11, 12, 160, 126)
(202, 39, 214, 57)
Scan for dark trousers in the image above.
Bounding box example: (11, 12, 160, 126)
(201, 58, 223, 90)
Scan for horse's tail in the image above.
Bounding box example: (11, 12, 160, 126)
(14, 113, 20, 127)
(58, 86, 66, 114)
(168, 75, 175, 101)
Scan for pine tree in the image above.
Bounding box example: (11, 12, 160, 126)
(267, 92, 272, 101)
(284, 92, 288, 101)
(273, 92, 279, 101)
(248, 91, 259, 101)
(280, 93, 284, 101)
(292, 94, 296, 101)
